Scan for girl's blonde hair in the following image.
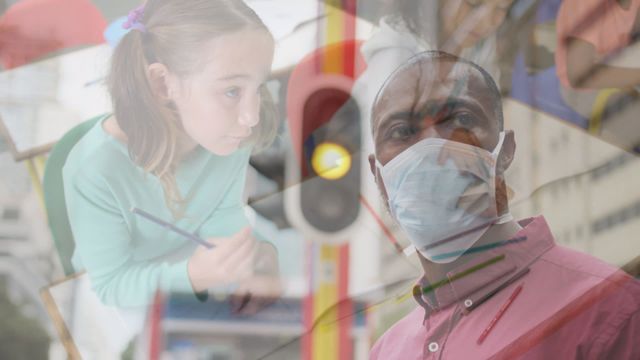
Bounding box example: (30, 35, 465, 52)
(108, 0, 277, 218)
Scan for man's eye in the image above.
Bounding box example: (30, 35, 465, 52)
(225, 87, 241, 98)
(465, 0, 483, 7)
(456, 114, 476, 128)
(388, 124, 418, 140)
(445, 113, 476, 129)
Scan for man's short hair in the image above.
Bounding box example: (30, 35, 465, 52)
(372, 50, 504, 132)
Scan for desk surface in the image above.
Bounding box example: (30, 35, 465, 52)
(0, 44, 112, 161)
(0, 2, 374, 161)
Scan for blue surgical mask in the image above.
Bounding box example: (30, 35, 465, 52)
(377, 131, 511, 263)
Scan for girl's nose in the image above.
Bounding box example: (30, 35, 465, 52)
(238, 95, 260, 128)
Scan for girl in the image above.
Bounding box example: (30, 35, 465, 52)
(63, 0, 280, 309)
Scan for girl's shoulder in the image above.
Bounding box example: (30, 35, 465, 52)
(63, 116, 136, 186)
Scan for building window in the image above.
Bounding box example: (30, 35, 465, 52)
(592, 199, 640, 234)
(1, 207, 19, 221)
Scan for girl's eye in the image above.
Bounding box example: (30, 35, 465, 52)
(224, 87, 241, 99)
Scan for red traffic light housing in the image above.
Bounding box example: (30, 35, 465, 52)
(285, 40, 367, 242)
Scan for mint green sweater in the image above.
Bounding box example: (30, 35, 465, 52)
(63, 115, 252, 307)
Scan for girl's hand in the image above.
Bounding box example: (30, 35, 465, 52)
(230, 274, 283, 315)
(230, 242, 282, 315)
(187, 227, 257, 293)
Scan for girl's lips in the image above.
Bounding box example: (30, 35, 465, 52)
(225, 135, 249, 142)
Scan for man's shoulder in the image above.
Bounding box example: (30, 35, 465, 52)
(543, 244, 640, 303)
(534, 245, 640, 345)
(370, 306, 425, 359)
(485, 241, 640, 359)
(542, 244, 638, 287)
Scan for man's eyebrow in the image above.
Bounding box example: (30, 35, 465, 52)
(385, 111, 418, 122)
(498, 0, 513, 8)
(380, 98, 484, 124)
(373, 97, 489, 139)
(419, 98, 485, 117)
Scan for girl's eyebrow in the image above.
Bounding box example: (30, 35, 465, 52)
(217, 71, 271, 83)
(216, 74, 251, 81)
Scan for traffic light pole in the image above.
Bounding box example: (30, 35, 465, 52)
(302, 242, 351, 360)
(286, 1, 361, 359)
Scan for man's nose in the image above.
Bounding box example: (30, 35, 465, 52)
(418, 124, 441, 141)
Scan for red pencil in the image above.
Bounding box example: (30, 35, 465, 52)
(477, 283, 525, 345)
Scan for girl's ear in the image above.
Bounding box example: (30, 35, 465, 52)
(147, 62, 179, 102)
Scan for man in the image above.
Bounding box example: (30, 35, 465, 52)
(367, 51, 640, 359)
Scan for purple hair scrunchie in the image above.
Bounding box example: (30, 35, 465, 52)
(122, 4, 147, 33)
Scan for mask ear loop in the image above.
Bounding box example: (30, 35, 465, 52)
(375, 158, 384, 173)
(403, 244, 416, 257)
(492, 131, 513, 224)
(492, 131, 507, 159)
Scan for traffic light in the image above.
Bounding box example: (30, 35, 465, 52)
(285, 40, 366, 242)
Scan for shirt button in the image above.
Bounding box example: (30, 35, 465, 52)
(464, 299, 473, 308)
(428, 342, 439, 352)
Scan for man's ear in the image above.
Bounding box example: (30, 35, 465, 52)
(368, 153, 377, 178)
(147, 62, 179, 102)
(497, 130, 515, 174)
(369, 153, 390, 203)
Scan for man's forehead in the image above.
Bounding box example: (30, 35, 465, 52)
(372, 59, 490, 129)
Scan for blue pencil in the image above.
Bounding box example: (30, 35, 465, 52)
(130, 207, 214, 249)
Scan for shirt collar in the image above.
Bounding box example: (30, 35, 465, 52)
(412, 216, 555, 315)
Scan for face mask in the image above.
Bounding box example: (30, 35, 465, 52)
(377, 131, 511, 263)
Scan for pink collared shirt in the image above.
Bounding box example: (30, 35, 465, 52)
(370, 216, 640, 359)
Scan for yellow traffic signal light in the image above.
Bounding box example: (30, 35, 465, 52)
(311, 142, 352, 180)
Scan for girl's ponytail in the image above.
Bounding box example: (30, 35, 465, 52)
(108, 29, 181, 215)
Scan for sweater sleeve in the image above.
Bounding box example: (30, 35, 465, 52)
(556, 0, 604, 49)
(65, 170, 196, 307)
(196, 149, 280, 275)
(197, 149, 251, 239)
